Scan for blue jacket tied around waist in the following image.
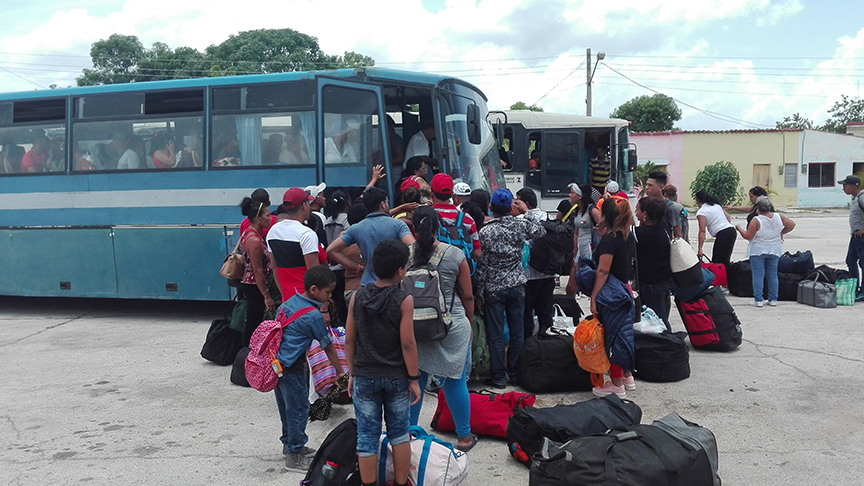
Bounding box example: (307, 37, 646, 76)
(575, 262, 636, 372)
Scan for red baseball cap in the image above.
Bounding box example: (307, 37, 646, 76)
(431, 173, 453, 196)
(283, 187, 314, 209)
(400, 178, 420, 192)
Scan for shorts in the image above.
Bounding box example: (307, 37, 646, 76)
(352, 376, 411, 457)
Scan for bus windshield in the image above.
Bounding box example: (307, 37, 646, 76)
(438, 81, 504, 193)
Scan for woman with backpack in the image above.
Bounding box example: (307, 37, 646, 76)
(407, 206, 478, 452)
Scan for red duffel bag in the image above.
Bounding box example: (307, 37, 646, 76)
(701, 256, 727, 287)
(431, 390, 535, 438)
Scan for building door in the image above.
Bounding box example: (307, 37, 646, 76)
(753, 164, 771, 189)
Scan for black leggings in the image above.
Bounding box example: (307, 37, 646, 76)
(241, 282, 266, 346)
(712, 227, 737, 269)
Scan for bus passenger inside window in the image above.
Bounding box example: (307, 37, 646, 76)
(214, 132, 241, 166)
(529, 149, 541, 171)
(263, 133, 283, 164)
(73, 143, 97, 171)
(324, 119, 360, 164)
(1, 142, 25, 174)
(113, 132, 142, 170)
(279, 128, 310, 165)
(21, 133, 50, 173)
(177, 133, 202, 168)
(151, 131, 177, 169)
(49, 135, 65, 171)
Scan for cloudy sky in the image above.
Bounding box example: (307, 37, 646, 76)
(1, 0, 862, 130)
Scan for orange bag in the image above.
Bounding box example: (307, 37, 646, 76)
(573, 316, 611, 375)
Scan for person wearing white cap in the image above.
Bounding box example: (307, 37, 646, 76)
(453, 182, 471, 209)
(305, 182, 328, 245)
(605, 180, 628, 199)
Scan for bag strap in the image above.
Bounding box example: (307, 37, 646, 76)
(258, 306, 316, 356)
(231, 235, 242, 254)
(562, 203, 578, 222)
(857, 192, 864, 212)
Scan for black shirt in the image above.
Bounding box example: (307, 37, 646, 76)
(634, 223, 672, 284)
(352, 283, 410, 379)
(593, 231, 634, 283)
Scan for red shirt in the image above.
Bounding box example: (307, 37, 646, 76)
(240, 215, 276, 239)
(433, 203, 480, 251)
(20, 150, 48, 172)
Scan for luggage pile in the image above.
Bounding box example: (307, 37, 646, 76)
(671, 262, 743, 353)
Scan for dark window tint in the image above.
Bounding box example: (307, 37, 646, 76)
(543, 131, 583, 196)
(807, 162, 835, 188)
(13, 99, 66, 123)
(75, 93, 144, 118)
(212, 82, 315, 112)
(323, 85, 378, 116)
(145, 90, 204, 115)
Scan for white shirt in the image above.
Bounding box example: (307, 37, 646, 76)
(278, 148, 310, 165)
(747, 213, 784, 257)
(404, 131, 430, 166)
(116, 149, 141, 170)
(696, 203, 732, 237)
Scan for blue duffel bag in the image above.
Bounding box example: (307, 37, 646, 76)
(671, 266, 715, 303)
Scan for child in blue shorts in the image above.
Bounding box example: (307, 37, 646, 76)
(275, 265, 345, 472)
(345, 239, 421, 486)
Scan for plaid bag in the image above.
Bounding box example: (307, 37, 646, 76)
(836, 278, 858, 306)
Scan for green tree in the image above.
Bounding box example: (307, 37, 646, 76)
(820, 95, 864, 133)
(690, 161, 743, 206)
(775, 113, 814, 129)
(76, 29, 376, 86)
(510, 101, 543, 112)
(610, 94, 682, 132)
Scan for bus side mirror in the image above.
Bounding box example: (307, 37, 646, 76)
(628, 149, 638, 172)
(495, 119, 504, 147)
(466, 104, 481, 145)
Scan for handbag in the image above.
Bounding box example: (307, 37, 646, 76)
(220, 238, 244, 280)
(835, 278, 858, 306)
(670, 238, 703, 289)
(778, 250, 814, 274)
(551, 304, 575, 332)
(572, 316, 611, 375)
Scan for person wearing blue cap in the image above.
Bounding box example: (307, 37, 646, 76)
(476, 188, 545, 389)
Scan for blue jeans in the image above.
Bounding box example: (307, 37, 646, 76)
(846, 234, 864, 294)
(352, 376, 411, 457)
(274, 370, 310, 454)
(484, 285, 526, 385)
(750, 254, 780, 302)
(409, 349, 471, 438)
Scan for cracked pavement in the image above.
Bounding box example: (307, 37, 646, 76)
(1, 209, 863, 485)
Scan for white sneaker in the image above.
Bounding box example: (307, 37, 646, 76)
(767, 300, 778, 307)
(752, 300, 764, 308)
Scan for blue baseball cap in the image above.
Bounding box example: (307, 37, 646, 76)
(491, 188, 513, 208)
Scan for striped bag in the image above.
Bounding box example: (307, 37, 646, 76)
(307, 327, 348, 397)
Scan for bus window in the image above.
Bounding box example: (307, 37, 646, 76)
(72, 117, 203, 171)
(542, 131, 583, 197)
(0, 125, 65, 174)
(526, 131, 541, 188)
(210, 83, 316, 168)
(322, 86, 380, 170)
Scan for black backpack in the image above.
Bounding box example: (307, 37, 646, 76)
(304, 418, 362, 486)
(200, 319, 244, 366)
(529, 413, 720, 486)
(507, 394, 642, 468)
(528, 220, 575, 275)
(516, 329, 592, 394)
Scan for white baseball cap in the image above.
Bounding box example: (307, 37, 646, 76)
(453, 182, 472, 196)
(304, 182, 326, 198)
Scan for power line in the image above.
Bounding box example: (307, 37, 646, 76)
(0, 66, 46, 89)
(533, 60, 586, 106)
(600, 62, 772, 129)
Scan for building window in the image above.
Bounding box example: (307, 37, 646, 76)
(784, 164, 797, 188)
(807, 162, 835, 188)
(853, 162, 864, 176)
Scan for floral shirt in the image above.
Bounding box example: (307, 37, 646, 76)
(477, 215, 545, 295)
(241, 228, 272, 285)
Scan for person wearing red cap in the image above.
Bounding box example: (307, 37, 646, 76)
(430, 173, 481, 261)
(266, 188, 320, 298)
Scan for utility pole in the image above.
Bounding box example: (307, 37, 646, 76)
(586, 48, 593, 117)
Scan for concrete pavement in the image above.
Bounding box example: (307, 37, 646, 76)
(1, 209, 863, 485)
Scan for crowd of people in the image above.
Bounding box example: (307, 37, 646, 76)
(232, 165, 859, 478)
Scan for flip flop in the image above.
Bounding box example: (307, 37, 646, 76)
(455, 433, 479, 453)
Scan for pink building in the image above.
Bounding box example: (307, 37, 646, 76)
(631, 131, 685, 189)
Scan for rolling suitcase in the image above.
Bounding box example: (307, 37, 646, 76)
(676, 287, 742, 352)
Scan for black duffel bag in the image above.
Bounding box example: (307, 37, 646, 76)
(529, 413, 720, 486)
(778, 250, 814, 274)
(633, 331, 690, 382)
(200, 318, 244, 366)
(507, 394, 642, 468)
(727, 260, 753, 297)
(230, 347, 251, 387)
(517, 329, 592, 393)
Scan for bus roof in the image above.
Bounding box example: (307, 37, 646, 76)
(0, 67, 487, 101)
(498, 110, 631, 130)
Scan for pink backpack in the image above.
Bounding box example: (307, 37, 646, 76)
(245, 306, 316, 392)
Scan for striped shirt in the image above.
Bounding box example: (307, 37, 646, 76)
(433, 203, 480, 251)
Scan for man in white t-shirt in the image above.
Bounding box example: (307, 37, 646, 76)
(266, 188, 319, 298)
(305, 182, 328, 245)
(404, 119, 436, 168)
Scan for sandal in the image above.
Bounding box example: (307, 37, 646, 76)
(455, 433, 478, 453)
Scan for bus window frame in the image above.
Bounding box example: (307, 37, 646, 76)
(316, 76, 392, 201)
(540, 129, 584, 198)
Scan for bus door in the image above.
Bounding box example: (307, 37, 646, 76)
(317, 79, 391, 199)
(540, 130, 584, 198)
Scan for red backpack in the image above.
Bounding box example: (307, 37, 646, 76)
(245, 306, 316, 392)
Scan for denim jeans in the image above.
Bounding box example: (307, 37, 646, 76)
(274, 369, 310, 454)
(750, 253, 780, 302)
(640, 280, 672, 331)
(484, 285, 526, 385)
(352, 376, 411, 457)
(846, 234, 864, 294)
(523, 278, 555, 338)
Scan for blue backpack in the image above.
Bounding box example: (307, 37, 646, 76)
(437, 211, 476, 275)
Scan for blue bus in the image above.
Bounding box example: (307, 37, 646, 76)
(0, 68, 505, 300)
